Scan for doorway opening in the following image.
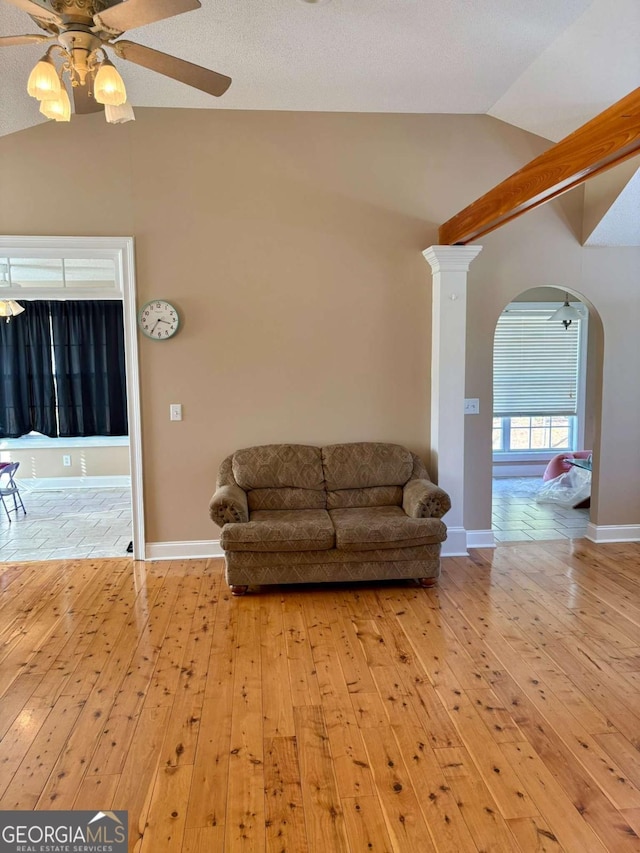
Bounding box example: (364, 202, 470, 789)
(0, 237, 144, 561)
(491, 287, 592, 544)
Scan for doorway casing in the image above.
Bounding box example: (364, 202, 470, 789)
(0, 235, 144, 560)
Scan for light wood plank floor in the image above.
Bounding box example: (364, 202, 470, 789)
(1, 541, 640, 852)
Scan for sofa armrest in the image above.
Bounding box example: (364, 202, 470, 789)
(209, 484, 249, 528)
(403, 478, 451, 519)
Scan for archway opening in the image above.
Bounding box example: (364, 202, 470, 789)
(490, 285, 602, 544)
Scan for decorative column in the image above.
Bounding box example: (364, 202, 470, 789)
(422, 245, 482, 556)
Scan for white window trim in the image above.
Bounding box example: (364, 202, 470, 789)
(1, 434, 129, 450)
(492, 301, 588, 463)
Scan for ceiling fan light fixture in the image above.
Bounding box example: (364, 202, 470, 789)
(105, 100, 135, 124)
(6, 0, 232, 125)
(27, 54, 61, 101)
(94, 58, 127, 106)
(0, 300, 26, 322)
(39, 85, 71, 121)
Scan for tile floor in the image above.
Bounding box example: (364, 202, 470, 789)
(492, 476, 590, 542)
(0, 486, 132, 562)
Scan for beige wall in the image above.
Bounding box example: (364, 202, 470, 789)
(1, 109, 638, 541)
(4, 446, 129, 479)
(465, 201, 640, 529)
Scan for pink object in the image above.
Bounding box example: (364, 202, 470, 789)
(543, 451, 592, 481)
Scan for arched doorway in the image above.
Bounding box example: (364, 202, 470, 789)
(490, 285, 602, 544)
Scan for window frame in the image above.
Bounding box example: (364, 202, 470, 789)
(492, 301, 588, 463)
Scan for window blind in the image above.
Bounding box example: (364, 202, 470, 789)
(493, 308, 581, 417)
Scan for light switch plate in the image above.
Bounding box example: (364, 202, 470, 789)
(464, 398, 480, 415)
(170, 403, 182, 421)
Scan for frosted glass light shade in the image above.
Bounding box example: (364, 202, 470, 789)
(105, 100, 135, 124)
(548, 295, 582, 329)
(27, 56, 61, 101)
(94, 60, 127, 106)
(39, 86, 71, 121)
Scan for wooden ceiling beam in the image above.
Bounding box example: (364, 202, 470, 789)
(439, 87, 640, 245)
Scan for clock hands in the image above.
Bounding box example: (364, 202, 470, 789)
(150, 317, 171, 334)
(148, 317, 174, 338)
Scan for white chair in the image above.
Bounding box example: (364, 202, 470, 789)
(0, 462, 26, 522)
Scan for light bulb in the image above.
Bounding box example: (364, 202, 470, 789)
(27, 55, 61, 101)
(94, 59, 127, 106)
(39, 86, 71, 122)
(0, 300, 26, 319)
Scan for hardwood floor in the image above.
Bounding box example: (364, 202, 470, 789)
(1, 541, 639, 852)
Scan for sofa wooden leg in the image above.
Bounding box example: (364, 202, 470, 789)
(418, 577, 437, 588)
(230, 585, 248, 597)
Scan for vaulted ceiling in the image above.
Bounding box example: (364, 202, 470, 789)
(1, 0, 638, 243)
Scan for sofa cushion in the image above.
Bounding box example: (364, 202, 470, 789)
(322, 442, 413, 490)
(233, 444, 325, 491)
(329, 506, 447, 551)
(326, 485, 403, 510)
(221, 509, 334, 552)
(223, 542, 441, 567)
(248, 488, 326, 511)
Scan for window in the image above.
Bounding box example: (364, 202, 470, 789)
(492, 415, 575, 453)
(493, 303, 586, 458)
(0, 257, 117, 292)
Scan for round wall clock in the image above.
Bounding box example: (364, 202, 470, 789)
(138, 300, 180, 340)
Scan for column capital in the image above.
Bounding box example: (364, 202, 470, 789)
(422, 245, 483, 274)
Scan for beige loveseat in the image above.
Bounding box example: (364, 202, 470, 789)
(209, 442, 450, 595)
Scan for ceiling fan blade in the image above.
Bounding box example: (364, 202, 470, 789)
(2, 0, 61, 26)
(0, 33, 52, 47)
(72, 83, 104, 115)
(113, 40, 232, 97)
(94, 0, 201, 33)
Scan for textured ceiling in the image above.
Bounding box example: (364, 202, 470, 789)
(0, 0, 638, 243)
(488, 0, 640, 142)
(1, 0, 595, 137)
(584, 167, 640, 246)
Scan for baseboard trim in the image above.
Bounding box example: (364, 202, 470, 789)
(146, 535, 484, 561)
(466, 529, 496, 549)
(145, 540, 225, 561)
(586, 523, 640, 544)
(19, 475, 131, 491)
(441, 527, 468, 557)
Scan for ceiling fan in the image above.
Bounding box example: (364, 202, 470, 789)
(0, 0, 232, 123)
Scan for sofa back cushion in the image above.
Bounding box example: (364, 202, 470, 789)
(326, 485, 403, 510)
(233, 444, 325, 491)
(322, 442, 413, 490)
(248, 487, 326, 511)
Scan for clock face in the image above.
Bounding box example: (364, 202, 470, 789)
(138, 300, 180, 340)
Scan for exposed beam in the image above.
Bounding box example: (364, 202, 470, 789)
(439, 87, 640, 245)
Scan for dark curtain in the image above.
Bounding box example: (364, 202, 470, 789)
(50, 300, 128, 436)
(0, 301, 57, 438)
